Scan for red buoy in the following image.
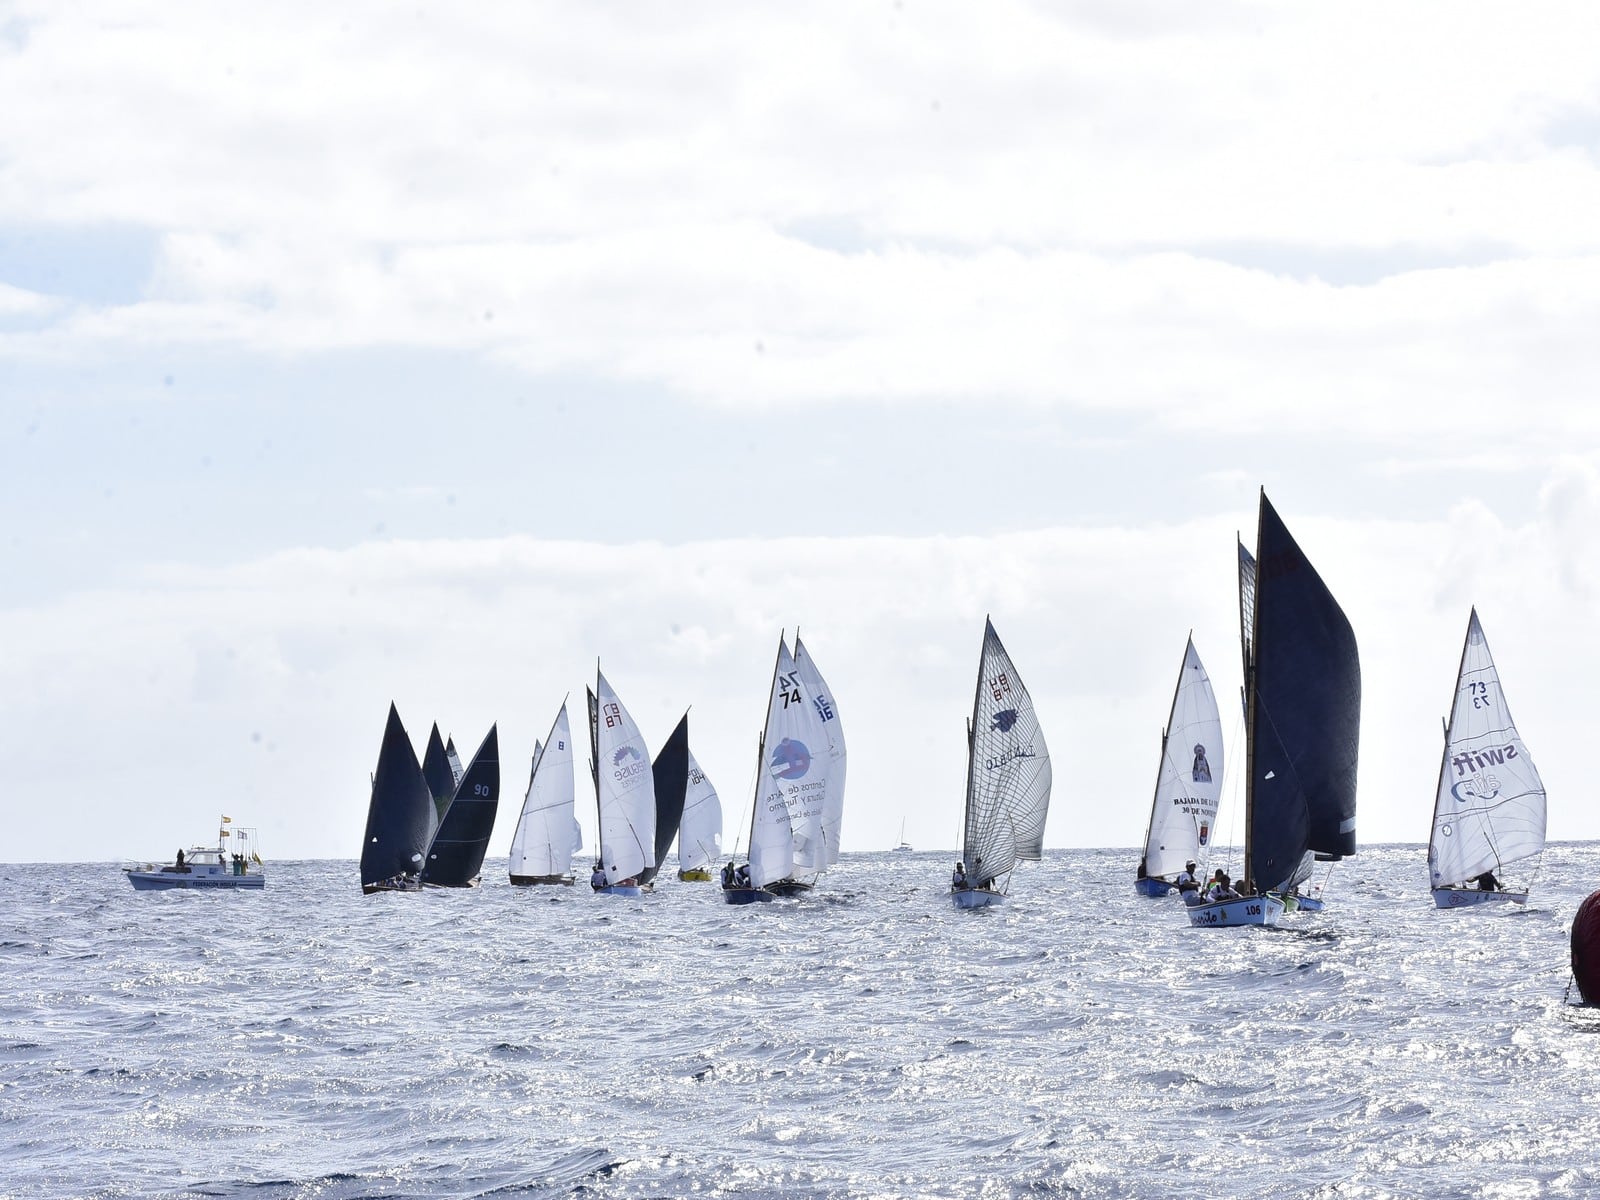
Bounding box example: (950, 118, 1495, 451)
(1573, 891, 1600, 1005)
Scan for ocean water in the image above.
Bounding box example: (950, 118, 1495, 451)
(3, 845, 1599, 1200)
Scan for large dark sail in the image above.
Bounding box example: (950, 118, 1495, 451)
(639, 712, 689, 887)
(421, 724, 455, 822)
(1245, 491, 1361, 893)
(421, 725, 501, 887)
(360, 703, 437, 893)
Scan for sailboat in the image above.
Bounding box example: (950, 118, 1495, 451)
(1427, 609, 1546, 907)
(893, 819, 913, 853)
(421, 725, 500, 887)
(360, 703, 438, 894)
(1187, 491, 1361, 928)
(638, 712, 690, 888)
(508, 701, 584, 885)
(676, 748, 723, 881)
(588, 668, 657, 896)
(950, 618, 1052, 909)
(1135, 637, 1223, 897)
(723, 635, 836, 903)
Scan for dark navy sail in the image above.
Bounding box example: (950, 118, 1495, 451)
(1244, 492, 1361, 893)
(360, 704, 437, 893)
(640, 712, 689, 887)
(421, 725, 500, 887)
(422, 724, 455, 822)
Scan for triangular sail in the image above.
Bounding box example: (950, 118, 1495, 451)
(422, 725, 501, 886)
(422, 725, 455, 821)
(508, 703, 583, 880)
(1428, 609, 1546, 888)
(359, 703, 438, 889)
(961, 619, 1052, 891)
(445, 737, 464, 786)
(677, 749, 723, 872)
(1141, 637, 1223, 879)
(749, 639, 817, 888)
(1244, 492, 1361, 894)
(793, 636, 847, 866)
(594, 668, 657, 885)
(640, 712, 690, 887)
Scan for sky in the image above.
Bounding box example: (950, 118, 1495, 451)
(4, 1, 1600, 863)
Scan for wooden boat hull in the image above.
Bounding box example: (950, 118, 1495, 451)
(509, 874, 574, 886)
(721, 886, 775, 905)
(1432, 886, 1527, 909)
(1134, 877, 1174, 898)
(951, 887, 1006, 909)
(1185, 894, 1284, 927)
(677, 868, 713, 882)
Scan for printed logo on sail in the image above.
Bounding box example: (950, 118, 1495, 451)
(1450, 773, 1502, 804)
(1191, 744, 1212, 783)
(610, 743, 649, 783)
(769, 738, 812, 781)
(991, 709, 1019, 733)
(612, 745, 642, 766)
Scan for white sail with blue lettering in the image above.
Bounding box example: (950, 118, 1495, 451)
(793, 635, 846, 867)
(1428, 609, 1546, 902)
(594, 669, 657, 885)
(959, 618, 1052, 894)
(750, 639, 831, 887)
(1140, 637, 1223, 882)
(676, 749, 723, 873)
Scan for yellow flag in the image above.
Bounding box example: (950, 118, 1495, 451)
(252, 852, 263, 865)
(219, 829, 230, 838)
(221, 816, 232, 823)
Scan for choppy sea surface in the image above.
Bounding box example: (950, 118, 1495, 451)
(4, 845, 1600, 1200)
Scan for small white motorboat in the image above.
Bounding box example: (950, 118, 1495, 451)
(125, 817, 265, 891)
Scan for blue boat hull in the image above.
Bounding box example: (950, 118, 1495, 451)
(593, 885, 643, 897)
(721, 887, 775, 905)
(951, 887, 1006, 909)
(126, 871, 264, 891)
(1134, 877, 1175, 898)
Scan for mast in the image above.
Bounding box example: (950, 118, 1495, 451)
(1427, 610, 1473, 875)
(1240, 494, 1263, 888)
(587, 678, 600, 867)
(959, 619, 989, 864)
(1138, 632, 1191, 869)
(744, 632, 787, 861)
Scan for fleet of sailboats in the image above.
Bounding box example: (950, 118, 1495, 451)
(343, 492, 1569, 926)
(1427, 609, 1546, 907)
(950, 618, 1051, 909)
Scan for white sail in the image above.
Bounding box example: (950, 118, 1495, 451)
(446, 742, 464, 786)
(1141, 638, 1224, 880)
(676, 749, 723, 872)
(507, 704, 583, 879)
(1428, 610, 1546, 888)
(961, 619, 1052, 891)
(750, 639, 830, 887)
(793, 635, 847, 866)
(595, 669, 657, 884)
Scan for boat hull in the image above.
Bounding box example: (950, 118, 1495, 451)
(677, 868, 713, 882)
(509, 874, 574, 886)
(951, 887, 1006, 909)
(763, 878, 814, 899)
(721, 886, 775, 905)
(593, 885, 643, 897)
(1134, 877, 1175, 898)
(1432, 886, 1527, 909)
(126, 870, 264, 891)
(1185, 895, 1284, 928)
(1289, 894, 1324, 912)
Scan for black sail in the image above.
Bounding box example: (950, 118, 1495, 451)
(421, 723, 455, 822)
(421, 725, 501, 887)
(640, 712, 689, 887)
(360, 703, 437, 892)
(1245, 492, 1361, 893)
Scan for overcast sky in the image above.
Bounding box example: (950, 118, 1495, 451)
(4, 2, 1599, 864)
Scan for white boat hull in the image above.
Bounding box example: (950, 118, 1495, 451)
(1185, 894, 1284, 927)
(951, 887, 1006, 909)
(1432, 886, 1528, 909)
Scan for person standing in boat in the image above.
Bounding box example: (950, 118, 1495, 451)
(952, 861, 968, 890)
(175, 849, 186, 870)
(720, 861, 734, 888)
(590, 863, 606, 889)
(1475, 869, 1501, 892)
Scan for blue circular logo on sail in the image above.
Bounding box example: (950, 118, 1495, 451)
(991, 709, 1019, 733)
(770, 738, 811, 780)
(1451, 774, 1501, 804)
(612, 745, 642, 766)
